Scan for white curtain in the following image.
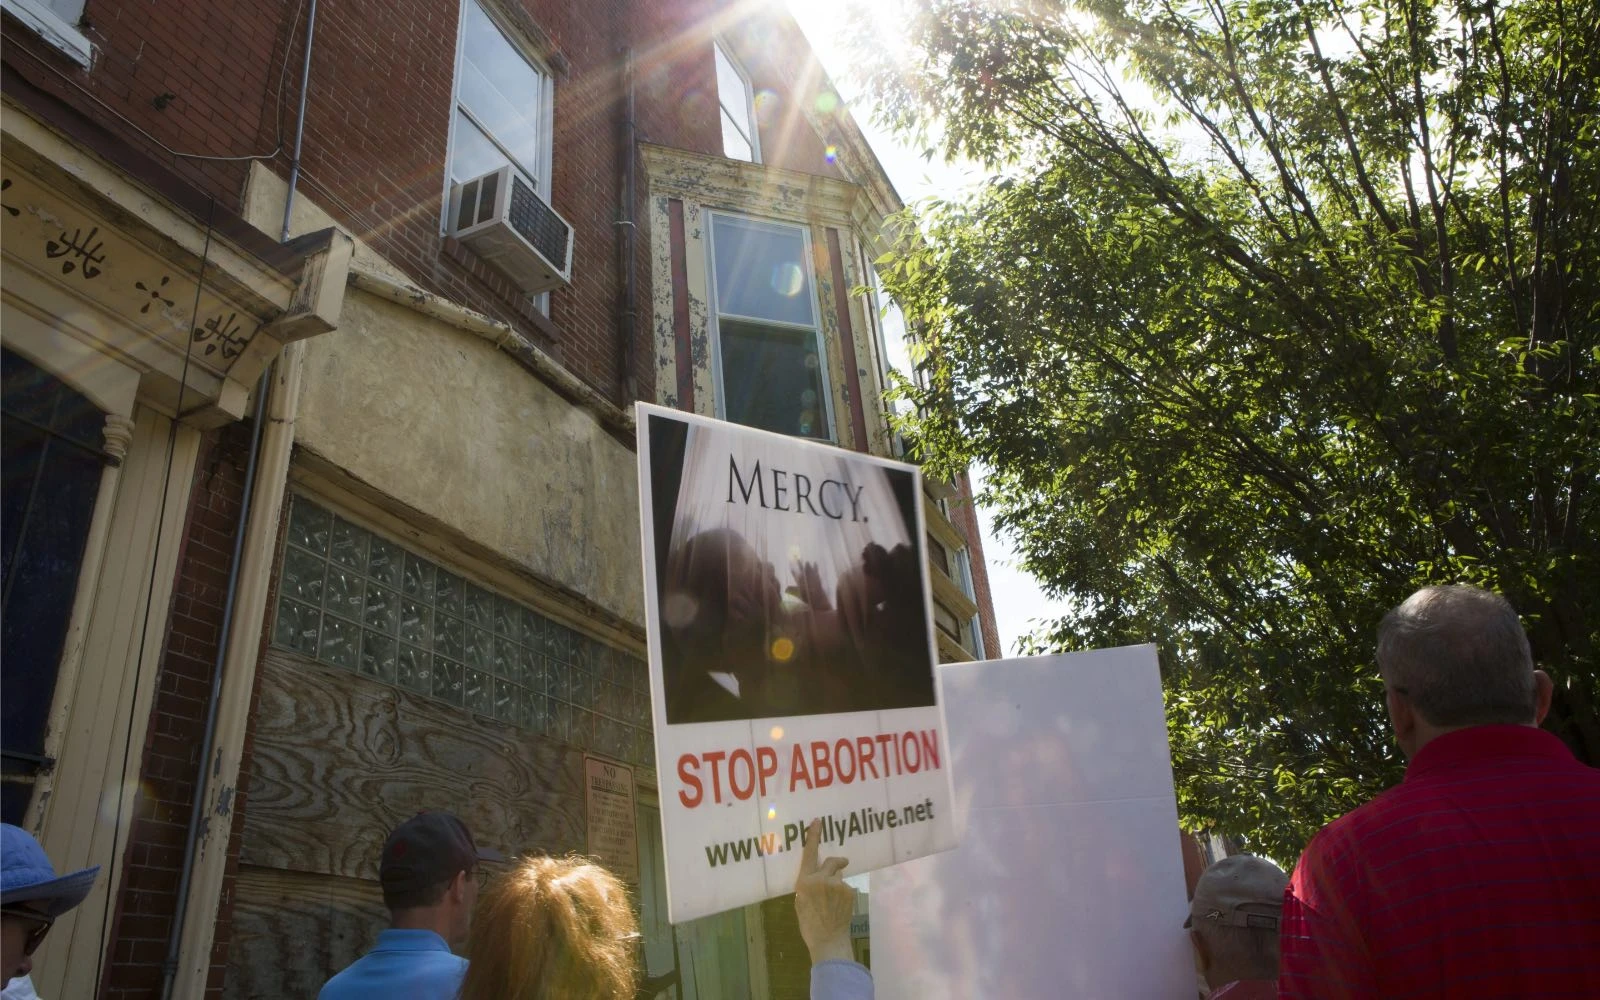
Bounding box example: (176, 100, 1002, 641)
(668, 423, 910, 609)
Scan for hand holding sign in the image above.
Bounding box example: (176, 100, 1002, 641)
(794, 818, 857, 966)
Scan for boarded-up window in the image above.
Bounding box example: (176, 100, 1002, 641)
(271, 494, 652, 767)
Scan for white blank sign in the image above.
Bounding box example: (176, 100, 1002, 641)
(869, 646, 1195, 1000)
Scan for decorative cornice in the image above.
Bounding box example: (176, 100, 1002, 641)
(638, 143, 882, 235)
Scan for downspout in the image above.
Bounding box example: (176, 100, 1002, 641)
(615, 46, 639, 405)
(159, 2, 317, 997)
(280, 0, 318, 245)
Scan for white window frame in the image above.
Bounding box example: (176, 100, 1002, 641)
(704, 210, 836, 442)
(952, 547, 986, 658)
(439, 0, 555, 234)
(2, 0, 92, 67)
(713, 40, 760, 164)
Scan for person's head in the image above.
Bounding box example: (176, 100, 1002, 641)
(459, 855, 638, 1000)
(663, 529, 782, 668)
(1, 824, 100, 982)
(1185, 854, 1287, 988)
(378, 812, 500, 944)
(1376, 585, 1553, 757)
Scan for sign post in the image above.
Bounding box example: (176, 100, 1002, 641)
(635, 403, 958, 923)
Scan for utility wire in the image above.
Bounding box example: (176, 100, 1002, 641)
(11, 0, 308, 163)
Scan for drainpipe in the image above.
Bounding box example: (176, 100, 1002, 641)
(280, 0, 318, 244)
(615, 46, 639, 405)
(159, 2, 317, 997)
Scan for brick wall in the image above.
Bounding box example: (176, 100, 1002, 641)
(97, 420, 251, 998)
(1, 0, 295, 213)
(4, 0, 855, 407)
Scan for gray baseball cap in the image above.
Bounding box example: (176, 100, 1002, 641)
(1185, 854, 1287, 930)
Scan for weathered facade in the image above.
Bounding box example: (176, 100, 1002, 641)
(0, 0, 998, 996)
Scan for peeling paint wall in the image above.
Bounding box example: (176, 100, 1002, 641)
(293, 290, 646, 626)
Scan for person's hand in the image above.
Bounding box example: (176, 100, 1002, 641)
(788, 561, 831, 611)
(794, 818, 857, 966)
(834, 562, 882, 645)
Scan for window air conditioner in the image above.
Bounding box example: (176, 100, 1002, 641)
(448, 165, 574, 295)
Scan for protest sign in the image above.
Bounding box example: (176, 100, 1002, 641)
(635, 403, 957, 923)
(869, 647, 1194, 999)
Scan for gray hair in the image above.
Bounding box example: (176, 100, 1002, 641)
(1376, 585, 1535, 727)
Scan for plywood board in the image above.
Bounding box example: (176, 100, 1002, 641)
(241, 652, 586, 879)
(224, 864, 388, 1000)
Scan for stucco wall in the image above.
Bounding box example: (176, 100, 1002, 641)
(293, 289, 644, 624)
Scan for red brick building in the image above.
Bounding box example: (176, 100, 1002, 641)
(1, 0, 998, 995)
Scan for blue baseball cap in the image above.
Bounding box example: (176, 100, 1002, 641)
(1, 824, 100, 918)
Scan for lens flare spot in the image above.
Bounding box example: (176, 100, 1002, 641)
(767, 805, 778, 820)
(753, 88, 780, 125)
(678, 88, 712, 132)
(815, 92, 840, 114)
(824, 144, 839, 164)
(770, 261, 805, 297)
(770, 636, 795, 661)
(662, 592, 698, 628)
(769, 725, 784, 741)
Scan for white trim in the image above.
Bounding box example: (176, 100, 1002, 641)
(439, 0, 469, 235)
(704, 210, 836, 442)
(713, 39, 760, 164)
(712, 310, 818, 333)
(2, 0, 91, 68)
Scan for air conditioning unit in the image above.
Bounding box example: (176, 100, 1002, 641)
(448, 165, 574, 294)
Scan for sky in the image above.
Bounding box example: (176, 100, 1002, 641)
(782, 0, 1073, 655)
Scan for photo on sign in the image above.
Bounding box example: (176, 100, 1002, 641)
(645, 411, 936, 724)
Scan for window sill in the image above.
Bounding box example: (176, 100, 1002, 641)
(2, 0, 92, 68)
(440, 236, 561, 345)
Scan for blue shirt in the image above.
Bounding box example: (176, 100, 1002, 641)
(811, 960, 873, 1000)
(318, 929, 467, 1000)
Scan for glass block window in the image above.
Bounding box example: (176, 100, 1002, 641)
(272, 495, 654, 768)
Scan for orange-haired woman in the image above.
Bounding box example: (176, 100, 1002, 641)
(459, 856, 639, 1000)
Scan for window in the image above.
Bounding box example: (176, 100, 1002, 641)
(1, 348, 104, 823)
(0, 0, 91, 67)
(448, 0, 552, 198)
(952, 547, 986, 658)
(707, 213, 833, 440)
(271, 495, 653, 768)
(713, 41, 759, 163)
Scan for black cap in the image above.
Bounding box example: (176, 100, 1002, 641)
(379, 811, 503, 894)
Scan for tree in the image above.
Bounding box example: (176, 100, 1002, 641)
(859, 0, 1599, 859)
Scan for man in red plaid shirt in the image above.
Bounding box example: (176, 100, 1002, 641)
(1279, 585, 1600, 998)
